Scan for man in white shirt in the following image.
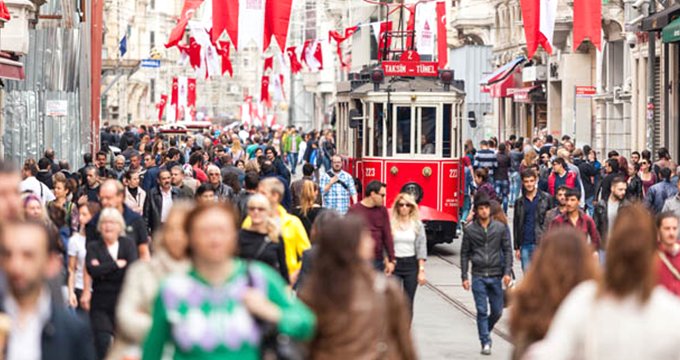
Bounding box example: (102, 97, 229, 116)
(143, 169, 178, 235)
(20, 161, 54, 205)
(1, 221, 95, 359)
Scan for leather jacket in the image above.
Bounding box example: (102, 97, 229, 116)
(593, 199, 629, 249)
(512, 190, 552, 250)
(461, 219, 512, 280)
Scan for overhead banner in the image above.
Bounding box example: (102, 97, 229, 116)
(415, 1, 436, 57)
(237, 0, 265, 51)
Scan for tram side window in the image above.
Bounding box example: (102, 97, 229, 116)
(396, 107, 412, 154)
(420, 107, 437, 155)
(443, 104, 452, 158)
(373, 103, 384, 156)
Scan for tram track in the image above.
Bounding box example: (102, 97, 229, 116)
(425, 253, 513, 343)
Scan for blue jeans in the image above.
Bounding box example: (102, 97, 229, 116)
(471, 276, 504, 346)
(585, 195, 594, 216)
(287, 152, 298, 174)
(373, 259, 385, 272)
(509, 171, 521, 205)
(494, 180, 510, 213)
(460, 195, 471, 229)
(322, 156, 332, 172)
(520, 243, 537, 273)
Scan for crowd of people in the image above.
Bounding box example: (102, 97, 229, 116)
(2, 122, 680, 359)
(461, 134, 680, 357)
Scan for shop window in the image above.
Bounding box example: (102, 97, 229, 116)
(419, 107, 437, 155)
(396, 107, 412, 154)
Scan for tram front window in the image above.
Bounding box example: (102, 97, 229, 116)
(372, 103, 384, 157)
(420, 107, 437, 155)
(396, 107, 412, 154)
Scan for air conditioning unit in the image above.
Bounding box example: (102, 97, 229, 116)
(1, 0, 35, 55)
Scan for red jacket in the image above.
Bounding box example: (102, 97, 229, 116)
(658, 247, 680, 297)
(548, 171, 577, 196)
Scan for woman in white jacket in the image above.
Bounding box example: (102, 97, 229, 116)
(526, 204, 680, 360)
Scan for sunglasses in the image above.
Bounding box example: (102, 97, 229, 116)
(248, 207, 267, 212)
(209, 173, 221, 176)
(398, 203, 413, 208)
(641, 162, 649, 165)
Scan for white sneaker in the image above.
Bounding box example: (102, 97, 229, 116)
(481, 344, 491, 355)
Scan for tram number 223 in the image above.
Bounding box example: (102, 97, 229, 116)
(365, 168, 376, 177)
(449, 169, 458, 178)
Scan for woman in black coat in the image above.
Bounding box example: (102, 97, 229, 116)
(84, 207, 138, 359)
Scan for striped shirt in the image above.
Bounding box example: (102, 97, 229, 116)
(474, 149, 498, 178)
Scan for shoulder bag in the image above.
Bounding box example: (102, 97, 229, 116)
(658, 251, 680, 281)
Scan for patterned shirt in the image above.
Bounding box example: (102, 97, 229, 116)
(550, 210, 600, 249)
(319, 170, 357, 215)
(474, 149, 498, 178)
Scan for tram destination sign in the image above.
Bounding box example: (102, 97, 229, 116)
(382, 61, 438, 77)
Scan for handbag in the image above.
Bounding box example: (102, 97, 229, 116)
(245, 262, 304, 360)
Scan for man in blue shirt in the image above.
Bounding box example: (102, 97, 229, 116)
(513, 169, 552, 271)
(473, 140, 497, 178)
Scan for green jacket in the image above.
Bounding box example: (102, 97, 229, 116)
(282, 134, 303, 154)
(142, 260, 316, 360)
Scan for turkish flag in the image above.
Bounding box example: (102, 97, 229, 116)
(264, 0, 294, 51)
(573, 0, 601, 51)
(406, 4, 416, 49)
(520, 0, 557, 58)
(263, 56, 274, 72)
(286, 46, 303, 74)
(165, 0, 204, 48)
(260, 75, 271, 108)
(436, 1, 448, 69)
(187, 78, 197, 109)
(218, 41, 233, 76)
(302, 40, 323, 72)
(170, 77, 179, 122)
(157, 94, 168, 122)
(212, 0, 239, 47)
(187, 37, 202, 69)
(0, 1, 10, 21)
(372, 21, 392, 60)
(329, 26, 358, 68)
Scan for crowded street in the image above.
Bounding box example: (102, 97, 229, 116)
(2, 0, 680, 359)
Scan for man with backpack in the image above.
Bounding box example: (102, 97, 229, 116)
(319, 155, 357, 215)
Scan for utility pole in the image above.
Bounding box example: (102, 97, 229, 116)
(646, 0, 656, 152)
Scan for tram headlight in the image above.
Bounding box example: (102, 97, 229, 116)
(401, 182, 424, 204)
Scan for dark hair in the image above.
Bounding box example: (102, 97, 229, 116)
(299, 215, 371, 315)
(660, 167, 672, 181)
(37, 158, 51, 171)
(195, 183, 215, 198)
(656, 211, 678, 228)
(23, 159, 38, 176)
(189, 152, 203, 166)
(302, 163, 315, 177)
(474, 168, 489, 182)
(498, 143, 506, 153)
(123, 170, 139, 181)
(260, 161, 276, 176)
(607, 150, 619, 159)
(641, 149, 652, 161)
(520, 169, 537, 180)
(564, 187, 580, 200)
(611, 176, 627, 188)
(364, 180, 386, 197)
(631, 151, 641, 158)
(606, 158, 620, 173)
(473, 192, 491, 209)
(244, 171, 259, 191)
(556, 185, 570, 195)
(223, 172, 241, 193)
(265, 146, 277, 156)
(509, 228, 598, 357)
(480, 140, 489, 147)
(166, 148, 180, 159)
(658, 147, 670, 160)
(545, 135, 553, 143)
(551, 157, 567, 169)
(96, 151, 107, 159)
(83, 153, 93, 164)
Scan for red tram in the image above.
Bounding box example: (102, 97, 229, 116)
(335, 74, 466, 249)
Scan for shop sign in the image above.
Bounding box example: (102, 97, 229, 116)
(382, 50, 438, 77)
(575, 86, 596, 97)
(141, 59, 161, 68)
(45, 100, 68, 116)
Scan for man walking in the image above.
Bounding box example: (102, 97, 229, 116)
(461, 193, 512, 356)
(550, 188, 600, 252)
(320, 155, 357, 215)
(206, 165, 234, 202)
(473, 140, 497, 178)
(513, 169, 552, 271)
(646, 167, 677, 214)
(594, 177, 628, 263)
(348, 180, 395, 274)
(143, 169, 179, 235)
(170, 165, 195, 199)
(0, 221, 96, 359)
(284, 128, 303, 175)
(547, 158, 580, 197)
(662, 175, 680, 217)
(291, 163, 321, 208)
(545, 186, 569, 225)
(656, 212, 680, 297)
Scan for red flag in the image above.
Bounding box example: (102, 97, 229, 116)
(344, 26, 358, 38)
(218, 41, 233, 76)
(301, 40, 313, 68)
(436, 1, 448, 69)
(187, 37, 202, 69)
(573, 0, 602, 51)
(187, 78, 197, 109)
(157, 94, 168, 122)
(406, 4, 416, 49)
(0, 1, 11, 22)
(263, 0, 294, 51)
(329, 27, 357, 68)
(263, 56, 274, 72)
(260, 75, 271, 108)
(520, 0, 539, 58)
(376, 21, 392, 60)
(286, 46, 303, 74)
(170, 77, 178, 106)
(165, 0, 204, 48)
(212, 0, 239, 47)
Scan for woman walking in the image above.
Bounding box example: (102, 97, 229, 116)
(142, 203, 315, 360)
(291, 180, 325, 237)
(639, 158, 657, 197)
(509, 228, 599, 359)
(67, 201, 99, 311)
(239, 194, 289, 283)
(108, 203, 193, 360)
(85, 208, 138, 359)
(300, 216, 416, 359)
(527, 204, 680, 359)
(389, 193, 427, 322)
(474, 168, 499, 204)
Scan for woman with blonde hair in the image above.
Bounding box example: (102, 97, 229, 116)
(520, 149, 538, 173)
(291, 180, 325, 237)
(107, 202, 193, 360)
(389, 193, 427, 322)
(509, 228, 599, 359)
(238, 194, 289, 282)
(527, 204, 680, 359)
(230, 136, 245, 164)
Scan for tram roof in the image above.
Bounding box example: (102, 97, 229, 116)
(343, 76, 465, 97)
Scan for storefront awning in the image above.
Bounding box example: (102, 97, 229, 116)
(489, 69, 521, 98)
(642, 4, 680, 32)
(509, 85, 543, 103)
(0, 57, 24, 81)
(663, 17, 680, 43)
(480, 56, 526, 87)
